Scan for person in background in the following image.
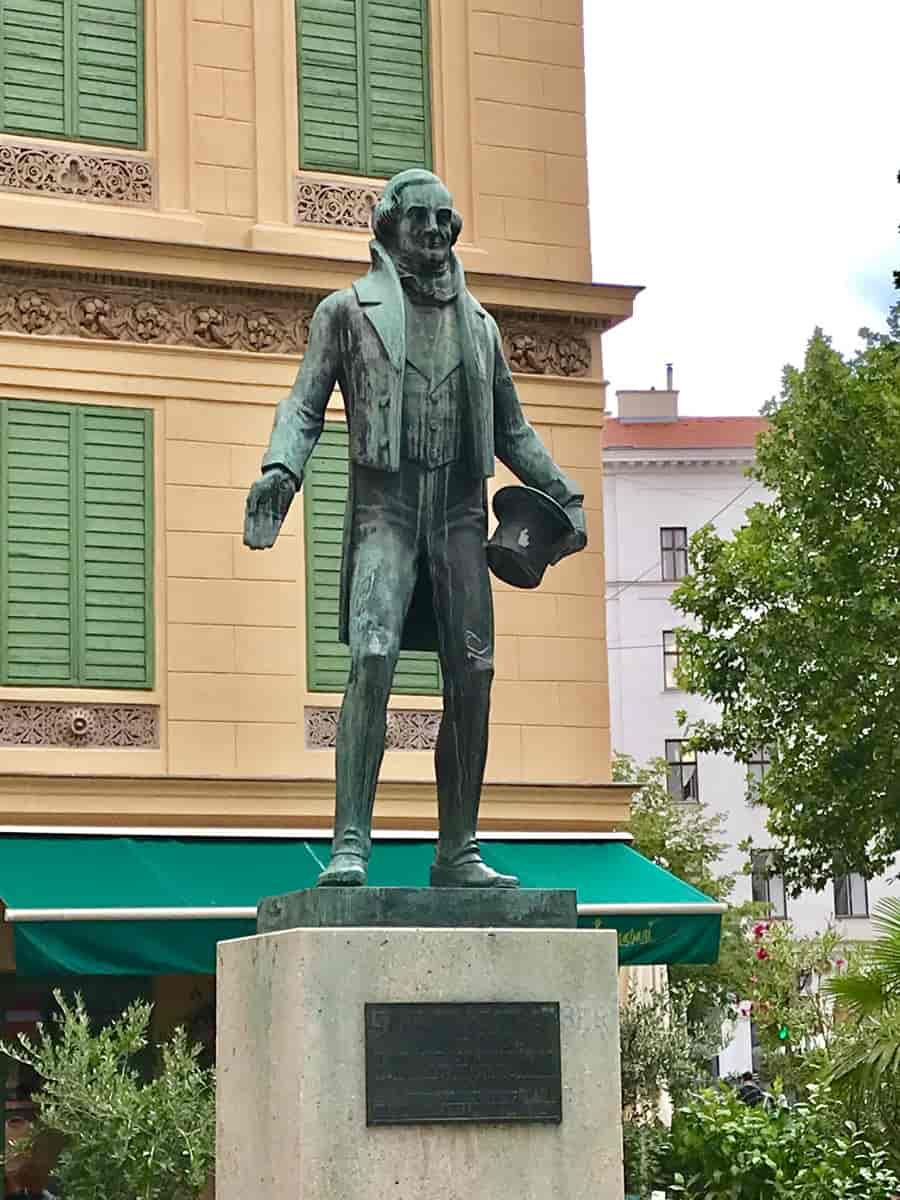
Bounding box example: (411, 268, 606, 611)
(737, 1070, 765, 1107)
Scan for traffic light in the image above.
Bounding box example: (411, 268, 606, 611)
(778, 1025, 790, 1042)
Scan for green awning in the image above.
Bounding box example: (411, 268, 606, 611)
(0, 834, 722, 976)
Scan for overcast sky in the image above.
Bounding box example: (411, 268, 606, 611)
(584, 1, 899, 416)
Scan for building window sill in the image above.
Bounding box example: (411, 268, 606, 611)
(295, 172, 384, 232)
(0, 137, 154, 207)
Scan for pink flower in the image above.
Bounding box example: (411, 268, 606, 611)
(756, 947, 769, 961)
(752, 922, 770, 940)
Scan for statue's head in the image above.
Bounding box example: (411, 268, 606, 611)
(372, 169, 462, 276)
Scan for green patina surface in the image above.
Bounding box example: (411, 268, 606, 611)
(243, 170, 587, 889)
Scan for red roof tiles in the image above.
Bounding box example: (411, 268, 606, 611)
(604, 416, 769, 450)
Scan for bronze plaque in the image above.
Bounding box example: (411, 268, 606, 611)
(364, 1001, 562, 1125)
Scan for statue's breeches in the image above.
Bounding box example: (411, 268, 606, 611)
(347, 459, 493, 669)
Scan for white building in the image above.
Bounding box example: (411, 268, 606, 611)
(603, 380, 894, 1069)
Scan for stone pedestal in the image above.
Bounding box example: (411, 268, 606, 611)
(217, 916, 623, 1199)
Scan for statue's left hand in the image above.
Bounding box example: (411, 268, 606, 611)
(549, 502, 588, 565)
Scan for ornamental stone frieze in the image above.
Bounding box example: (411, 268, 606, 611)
(0, 264, 316, 355)
(295, 175, 384, 231)
(0, 264, 596, 376)
(0, 139, 154, 206)
(306, 706, 441, 751)
(0, 701, 159, 749)
(493, 308, 594, 378)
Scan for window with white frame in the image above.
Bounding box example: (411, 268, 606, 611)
(747, 747, 771, 799)
(665, 738, 698, 803)
(834, 873, 869, 918)
(660, 526, 689, 581)
(662, 629, 680, 689)
(751, 849, 788, 919)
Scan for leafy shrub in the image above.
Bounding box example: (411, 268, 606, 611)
(2, 991, 214, 1200)
(620, 986, 712, 1121)
(667, 1084, 899, 1199)
(622, 1118, 670, 1197)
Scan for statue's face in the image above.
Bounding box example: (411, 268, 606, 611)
(394, 181, 454, 275)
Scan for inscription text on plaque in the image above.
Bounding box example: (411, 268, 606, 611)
(365, 1001, 562, 1125)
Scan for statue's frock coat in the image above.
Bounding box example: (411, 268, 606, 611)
(262, 242, 583, 652)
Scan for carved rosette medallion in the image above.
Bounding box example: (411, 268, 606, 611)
(0, 139, 154, 206)
(0, 702, 159, 749)
(306, 706, 441, 751)
(295, 176, 383, 231)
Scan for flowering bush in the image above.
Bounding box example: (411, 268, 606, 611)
(732, 918, 843, 1094)
(667, 1084, 899, 1199)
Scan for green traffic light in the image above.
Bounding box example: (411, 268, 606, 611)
(778, 1026, 790, 1041)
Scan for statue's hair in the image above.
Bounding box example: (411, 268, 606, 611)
(371, 169, 462, 247)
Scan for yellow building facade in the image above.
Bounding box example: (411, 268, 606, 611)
(0, 0, 638, 836)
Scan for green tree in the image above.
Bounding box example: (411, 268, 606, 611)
(673, 303, 900, 891)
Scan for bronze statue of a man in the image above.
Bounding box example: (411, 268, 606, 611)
(244, 169, 586, 888)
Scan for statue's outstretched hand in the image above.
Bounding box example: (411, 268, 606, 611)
(550, 502, 588, 565)
(243, 466, 298, 549)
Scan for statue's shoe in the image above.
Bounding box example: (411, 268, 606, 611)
(317, 853, 367, 887)
(430, 859, 520, 888)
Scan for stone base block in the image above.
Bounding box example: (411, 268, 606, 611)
(257, 886, 578, 932)
(217, 927, 623, 1200)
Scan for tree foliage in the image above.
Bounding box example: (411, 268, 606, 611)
(673, 303, 900, 890)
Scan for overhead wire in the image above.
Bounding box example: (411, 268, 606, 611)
(605, 481, 756, 603)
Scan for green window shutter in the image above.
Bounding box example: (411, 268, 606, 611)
(304, 424, 441, 695)
(297, 0, 431, 178)
(0, 0, 143, 147)
(0, 399, 153, 689)
(297, 0, 364, 174)
(362, 0, 431, 177)
(0, 400, 77, 684)
(73, 0, 143, 148)
(77, 404, 152, 687)
(0, 0, 68, 139)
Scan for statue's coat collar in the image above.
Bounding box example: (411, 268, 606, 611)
(353, 241, 488, 379)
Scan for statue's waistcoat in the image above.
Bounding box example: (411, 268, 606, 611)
(400, 294, 465, 469)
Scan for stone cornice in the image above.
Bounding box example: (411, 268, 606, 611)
(604, 452, 756, 472)
(0, 225, 637, 325)
(0, 774, 634, 832)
